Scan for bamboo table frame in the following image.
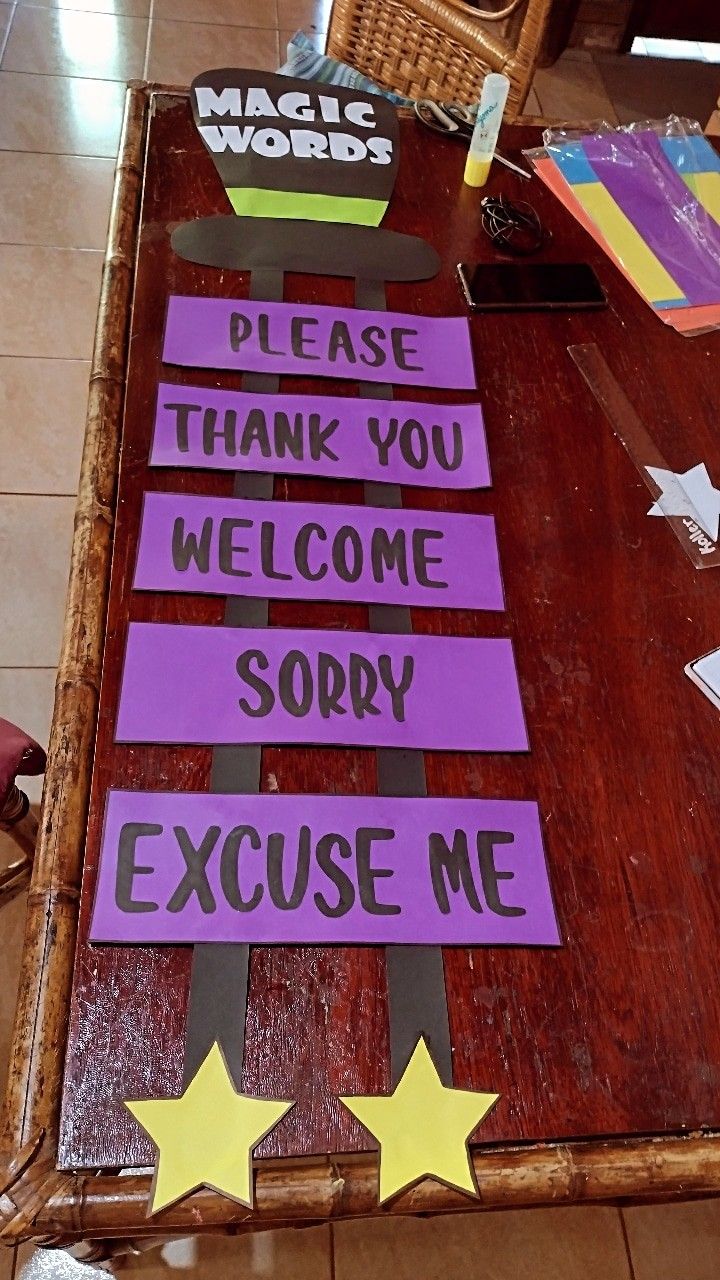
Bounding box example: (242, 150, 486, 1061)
(2, 83, 720, 1251)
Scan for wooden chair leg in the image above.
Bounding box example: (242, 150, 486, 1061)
(0, 787, 38, 908)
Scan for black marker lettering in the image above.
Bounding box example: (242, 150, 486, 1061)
(238, 408, 271, 458)
(400, 419, 429, 470)
(167, 825, 220, 914)
(259, 312, 283, 356)
(309, 414, 340, 462)
(370, 528, 409, 585)
(432, 421, 463, 472)
(172, 517, 212, 573)
(328, 320, 357, 364)
(314, 833, 355, 918)
(477, 831, 524, 916)
(236, 649, 274, 716)
(164, 402, 200, 454)
(378, 654, 414, 721)
(203, 407, 237, 457)
(428, 830, 483, 914)
(291, 316, 321, 360)
(295, 522, 327, 581)
(412, 529, 447, 589)
(220, 825, 263, 912)
(279, 650, 313, 717)
(218, 517, 252, 578)
(392, 327, 422, 372)
(115, 822, 161, 913)
(229, 311, 251, 351)
(268, 828, 311, 909)
(356, 827, 400, 915)
(274, 411, 304, 459)
(358, 324, 386, 368)
(349, 652, 380, 718)
(318, 651, 348, 718)
(367, 415, 398, 466)
(332, 525, 363, 583)
(260, 521, 292, 580)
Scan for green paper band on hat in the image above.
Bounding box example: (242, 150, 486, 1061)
(226, 187, 387, 227)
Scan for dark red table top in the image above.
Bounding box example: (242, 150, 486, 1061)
(58, 96, 720, 1170)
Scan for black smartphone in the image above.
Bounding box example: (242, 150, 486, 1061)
(456, 261, 607, 312)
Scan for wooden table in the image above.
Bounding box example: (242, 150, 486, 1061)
(3, 83, 720, 1249)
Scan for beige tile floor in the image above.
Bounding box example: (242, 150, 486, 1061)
(1, 5, 719, 1277)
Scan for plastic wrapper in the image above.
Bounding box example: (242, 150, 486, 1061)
(524, 116, 720, 336)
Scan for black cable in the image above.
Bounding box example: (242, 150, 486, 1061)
(480, 194, 547, 255)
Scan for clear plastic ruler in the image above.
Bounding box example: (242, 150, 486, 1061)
(569, 342, 720, 570)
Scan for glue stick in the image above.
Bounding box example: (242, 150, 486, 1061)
(463, 73, 510, 188)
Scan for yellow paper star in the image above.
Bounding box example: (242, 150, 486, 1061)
(340, 1037, 499, 1203)
(125, 1043, 294, 1215)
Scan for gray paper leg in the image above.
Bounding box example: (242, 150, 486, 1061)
(357, 277, 453, 1089)
(386, 946, 452, 1085)
(183, 943, 250, 1086)
(183, 268, 283, 1090)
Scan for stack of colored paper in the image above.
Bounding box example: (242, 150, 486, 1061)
(526, 119, 720, 336)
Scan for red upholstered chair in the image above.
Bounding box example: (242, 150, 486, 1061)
(0, 717, 46, 908)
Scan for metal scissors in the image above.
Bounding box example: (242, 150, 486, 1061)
(414, 99, 532, 180)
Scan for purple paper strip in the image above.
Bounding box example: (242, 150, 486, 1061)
(150, 383, 490, 489)
(583, 130, 720, 306)
(116, 622, 528, 752)
(133, 492, 504, 612)
(162, 295, 476, 389)
(90, 791, 560, 946)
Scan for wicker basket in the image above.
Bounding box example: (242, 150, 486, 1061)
(327, 0, 554, 114)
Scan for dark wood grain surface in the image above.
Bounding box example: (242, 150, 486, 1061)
(58, 94, 720, 1171)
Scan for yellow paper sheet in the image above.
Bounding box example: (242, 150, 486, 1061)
(683, 171, 720, 225)
(573, 180, 685, 306)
